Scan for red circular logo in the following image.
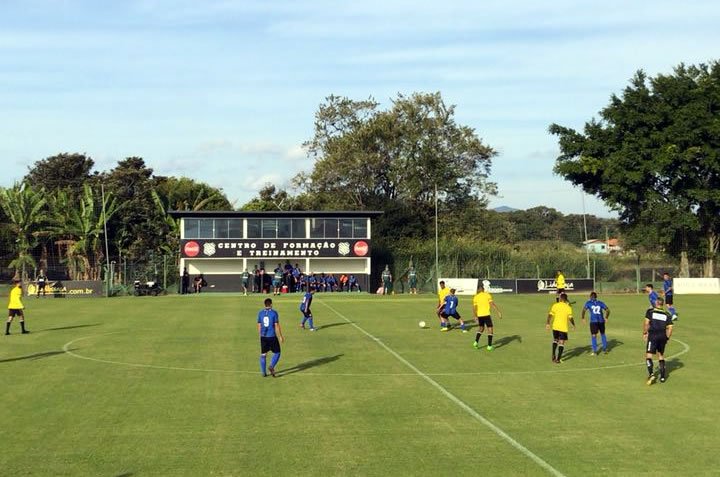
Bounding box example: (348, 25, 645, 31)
(353, 241, 369, 257)
(184, 241, 200, 257)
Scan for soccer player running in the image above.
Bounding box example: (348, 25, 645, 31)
(662, 272, 678, 321)
(472, 283, 502, 350)
(581, 292, 610, 355)
(546, 293, 575, 363)
(645, 283, 659, 308)
(6, 278, 29, 335)
(643, 296, 674, 384)
(257, 298, 285, 377)
(436, 280, 450, 329)
(299, 288, 316, 331)
(440, 288, 466, 332)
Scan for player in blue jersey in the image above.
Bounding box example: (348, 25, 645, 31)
(645, 284, 659, 309)
(662, 272, 678, 321)
(299, 288, 316, 331)
(440, 288, 467, 332)
(581, 292, 611, 355)
(257, 298, 285, 377)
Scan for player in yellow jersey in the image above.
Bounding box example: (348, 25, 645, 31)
(555, 270, 566, 302)
(6, 278, 29, 335)
(546, 293, 574, 363)
(471, 283, 503, 350)
(436, 280, 450, 329)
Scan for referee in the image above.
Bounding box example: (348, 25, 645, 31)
(257, 298, 285, 377)
(643, 296, 673, 385)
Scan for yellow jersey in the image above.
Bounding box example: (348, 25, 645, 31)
(549, 302, 573, 332)
(472, 291, 493, 317)
(437, 286, 450, 305)
(556, 273, 566, 289)
(8, 285, 24, 310)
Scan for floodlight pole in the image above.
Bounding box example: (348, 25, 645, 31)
(101, 183, 111, 297)
(434, 184, 440, 288)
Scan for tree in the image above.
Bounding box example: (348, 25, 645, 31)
(550, 62, 720, 276)
(154, 176, 233, 211)
(0, 183, 49, 281)
(24, 153, 97, 198)
(299, 92, 497, 212)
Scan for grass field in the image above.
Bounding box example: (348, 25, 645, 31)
(1, 291, 717, 476)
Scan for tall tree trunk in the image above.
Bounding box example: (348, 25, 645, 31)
(704, 231, 718, 278)
(679, 251, 690, 278)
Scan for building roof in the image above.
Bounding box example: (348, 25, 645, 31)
(169, 210, 384, 219)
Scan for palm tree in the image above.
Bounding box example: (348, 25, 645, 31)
(0, 182, 49, 282)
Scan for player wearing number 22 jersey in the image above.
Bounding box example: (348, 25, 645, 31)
(257, 298, 285, 377)
(581, 292, 610, 355)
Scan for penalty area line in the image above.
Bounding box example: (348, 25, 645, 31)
(318, 299, 567, 477)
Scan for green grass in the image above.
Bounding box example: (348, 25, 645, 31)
(1, 291, 717, 476)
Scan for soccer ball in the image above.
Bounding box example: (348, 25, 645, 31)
(418, 321, 427, 328)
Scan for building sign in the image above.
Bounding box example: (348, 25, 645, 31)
(180, 239, 372, 258)
(516, 278, 594, 294)
(26, 280, 104, 298)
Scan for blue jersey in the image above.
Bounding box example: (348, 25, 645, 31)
(583, 299, 607, 323)
(300, 292, 313, 312)
(257, 308, 279, 338)
(663, 279, 673, 297)
(648, 290, 659, 307)
(444, 295, 459, 315)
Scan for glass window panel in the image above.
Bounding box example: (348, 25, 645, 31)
(228, 219, 243, 238)
(291, 219, 306, 238)
(215, 219, 229, 238)
(323, 219, 338, 238)
(310, 218, 324, 238)
(184, 219, 199, 238)
(339, 219, 353, 238)
(262, 219, 277, 238)
(247, 219, 261, 238)
(353, 219, 368, 238)
(198, 219, 214, 238)
(277, 219, 292, 238)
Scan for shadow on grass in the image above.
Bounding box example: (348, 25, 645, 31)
(278, 354, 343, 377)
(666, 358, 685, 376)
(40, 323, 101, 332)
(0, 349, 73, 363)
(493, 334, 522, 349)
(562, 345, 593, 361)
(115, 473, 134, 477)
(314, 322, 352, 331)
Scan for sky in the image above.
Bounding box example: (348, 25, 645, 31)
(1, 1, 719, 217)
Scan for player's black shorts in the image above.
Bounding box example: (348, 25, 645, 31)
(8, 309, 24, 317)
(301, 310, 312, 318)
(556, 288, 565, 294)
(477, 316, 493, 328)
(665, 294, 674, 305)
(590, 322, 606, 335)
(440, 312, 461, 320)
(260, 336, 281, 354)
(552, 330, 569, 341)
(646, 335, 668, 354)
(38, 283, 46, 289)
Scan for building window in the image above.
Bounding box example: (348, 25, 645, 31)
(292, 219, 306, 238)
(184, 219, 199, 238)
(353, 218, 368, 238)
(228, 219, 243, 238)
(247, 219, 261, 238)
(198, 219, 214, 238)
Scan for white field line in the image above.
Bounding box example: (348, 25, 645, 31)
(318, 299, 568, 477)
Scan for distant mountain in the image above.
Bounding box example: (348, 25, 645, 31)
(492, 205, 518, 213)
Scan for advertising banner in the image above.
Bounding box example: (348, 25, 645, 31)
(26, 280, 104, 298)
(438, 278, 479, 295)
(180, 239, 371, 259)
(478, 279, 517, 294)
(674, 278, 720, 295)
(516, 278, 594, 294)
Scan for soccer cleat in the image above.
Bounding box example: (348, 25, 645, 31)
(646, 375, 657, 386)
(440, 327, 449, 332)
(590, 352, 596, 356)
(671, 314, 678, 322)
(310, 328, 316, 332)
(659, 377, 666, 383)
(603, 349, 608, 354)
(268, 366, 276, 377)
(21, 330, 30, 334)
(486, 345, 494, 351)
(555, 358, 563, 364)
(473, 341, 479, 349)
(462, 329, 468, 333)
